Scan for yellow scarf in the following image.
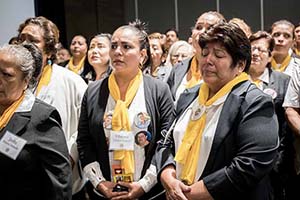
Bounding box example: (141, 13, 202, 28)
(108, 70, 143, 174)
(36, 64, 52, 95)
(271, 55, 291, 72)
(186, 56, 202, 89)
(0, 92, 25, 130)
(175, 72, 248, 185)
(68, 56, 86, 74)
(252, 79, 261, 87)
(151, 66, 160, 77)
(295, 49, 300, 56)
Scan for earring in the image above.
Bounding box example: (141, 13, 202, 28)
(47, 59, 52, 66)
(139, 62, 143, 69)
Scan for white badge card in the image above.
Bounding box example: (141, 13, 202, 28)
(0, 131, 27, 160)
(109, 131, 134, 151)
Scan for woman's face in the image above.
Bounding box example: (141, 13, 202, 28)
(70, 36, 87, 59)
(149, 38, 163, 67)
(171, 45, 191, 65)
(192, 13, 221, 53)
(199, 42, 243, 93)
(249, 38, 271, 76)
(294, 26, 300, 44)
(271, 24, 294, 56)
(0, 52, 28, 110)
(109, 28, 146, 76)
(88, 36, 110, 68)
(19, 24, 48, 65)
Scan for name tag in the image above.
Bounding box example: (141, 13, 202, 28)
(0, 131, 27, 160)
(109, 131, 134, 151)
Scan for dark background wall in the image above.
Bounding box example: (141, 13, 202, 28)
(34, 0, 300, 48)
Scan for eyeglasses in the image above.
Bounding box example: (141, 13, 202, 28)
(251, 46, 269, 54)
(172, 53, 189, 59)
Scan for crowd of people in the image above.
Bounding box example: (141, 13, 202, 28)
(1, 10, 300, 200)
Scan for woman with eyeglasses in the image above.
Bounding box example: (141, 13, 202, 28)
(248, 31, 292, 200)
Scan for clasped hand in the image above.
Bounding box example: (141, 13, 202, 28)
(97, 181, 144, 200)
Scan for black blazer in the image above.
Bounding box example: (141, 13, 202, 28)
(262, 69, 294, 178)
(167, 57, 193, 100)
(77, 75, 174, 199)
(156, 80, 279, 200)
(0, 99, 72, 200)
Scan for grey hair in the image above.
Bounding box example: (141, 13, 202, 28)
(166, 40, 194, 66)
(0, 43, 42, 88)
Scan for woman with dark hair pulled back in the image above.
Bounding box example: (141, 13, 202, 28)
(77, 19, 174, 199)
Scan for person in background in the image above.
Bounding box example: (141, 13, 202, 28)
(167, 11, 225, 104)
(55, 42, 71, 64)
(293, 22, 300, 56)
(160, 33, 167, 49)
(77, 19, 174, 200)
(0, 43, 71, 199)
(156, 22, 279, 200)
(164, 28, 179, 53)
(270, 20, 300, 76)
(61, 35, 93, 83)
(248, 31, 292, 200)
(282, 41, 300, 200)
(143, 32, 172, 82)
(165, 40, 194, 67)
(86, 33, 112, 82)
(229, 17, 252, 38)
(8, 36, 19, 44)
(17, 16, 88, 200)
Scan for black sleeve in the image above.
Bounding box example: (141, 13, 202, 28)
(77, 88, 97, 168)
(35, 109, 72, 200)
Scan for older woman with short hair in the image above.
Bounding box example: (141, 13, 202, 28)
(0, 43, 71, 199)
(157, 22, 279, 200)
(165, 40, 194, 67)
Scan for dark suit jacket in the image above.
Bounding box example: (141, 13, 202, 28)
(167, 57, 193, 100)
(77, 75, 174, 199)
(262, 69, 294, 179)
(0, 99, 72, 200)
(156, 80, 279, 200)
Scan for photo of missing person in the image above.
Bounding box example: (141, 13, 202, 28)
(103, 111, 113, 130)
(135, 130, 152, 147)
(134, 112, 151, 129)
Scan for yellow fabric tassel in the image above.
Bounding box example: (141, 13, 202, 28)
(271, 55, 291, 72)
(175, 72, 248, 185)
(186, 56, 202, 89)
(108, 70, 142, 174)
(36, 64, 52, 95)
(295, 49, 300, 56)
(0, 92, 25, 130)
(68, 56, 86, 74)
(252, 79, 261, 87)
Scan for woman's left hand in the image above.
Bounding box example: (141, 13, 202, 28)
(184, 180, 213, 200)
(111, 181, 145, 200)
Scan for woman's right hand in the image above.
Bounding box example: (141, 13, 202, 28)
(160, 165, 191, 200)
(96, 181, 128, 199)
